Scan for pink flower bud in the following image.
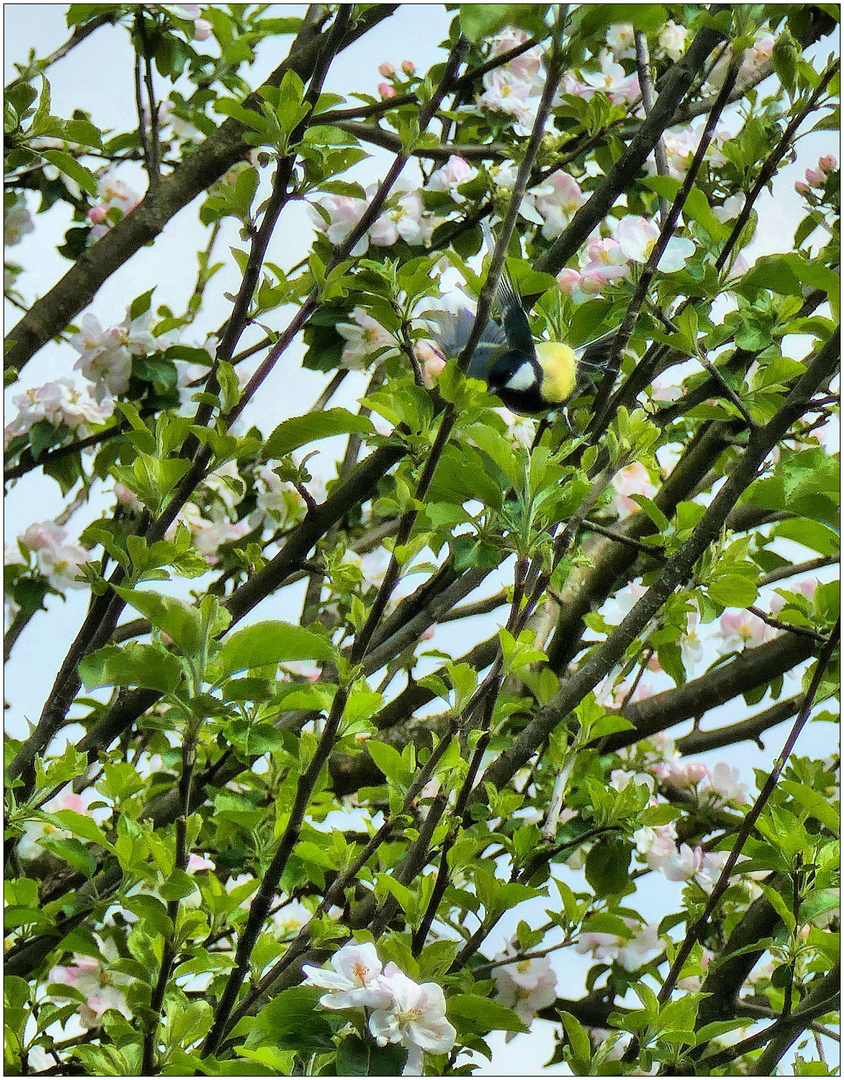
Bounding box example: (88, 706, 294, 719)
(819, 154, 837, 173)
(401, 59, 415, 75)
(88, 205, 108, 224)
(378, 82, 396, 99)
(805, 166, 825, 188)
(378, 62, 395, 78)
(556, 267, 582, 295)
(794, 180, 810, 196)
(193, 17, 212, 41)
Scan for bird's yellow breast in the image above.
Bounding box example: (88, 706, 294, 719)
(535, 342, 577, 403)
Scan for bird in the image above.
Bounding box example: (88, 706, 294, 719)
(427, 223, 616, 415)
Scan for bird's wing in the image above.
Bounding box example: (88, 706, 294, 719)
(574, 330, 618, 375)
(425, 308, 507, 381)
(481, 221, 535, 358)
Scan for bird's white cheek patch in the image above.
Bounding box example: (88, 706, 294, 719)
(505, 363, 537, 391)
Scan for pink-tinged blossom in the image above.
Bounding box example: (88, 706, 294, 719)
(88, 173, 141, 238)
(493, 946, 558, 1028)
(694, 851, 730, 894)
(575, 931, 619, 960)
(378, 82, 396, 99)
(795, 179, 811, 196)
(401, 59, 416, 76)
(70, 310, 158, 400)
(610, 769, 655, 794)
(578, 50, 640, 105)
(5, 194, 34, 246)
(187, 852, 215, 871)
(805, 166, 826, 188)
(415, 339, 447, 388)
(680, 611, 704, 674)
(819, 154, 837, 173)
(427, 155, 477, 201)
(489, 27, 544, 86)
(605, 24, 636, 60)
(616, 922, 662, 972)
(612, 461, 658, 517)
(769, 578, 817, 613)
(706, 34, 774, 90)
(17, 790, 90, 861)
(616, 215, 695, 272)
(634, 823, 678, 872)
(533, 170, 584, 239)
(700, 762, 747, 805)
(5, 378, 113, 448)
(49, 943, 132, 1029)
(578, 236, 631, 294)
(309, 193, 369, 255)
(719, 608, 776, 651)
(478, 69, 537, 135)
(556, 267, 590, 304)
(658, 21, 688, 62)
(651, 759, 709, 791)
(378, 61, 395, 78)
(20, 521, 89, 591)
(370, 190, 436, 247)
(336, 307, 400, 370)
(661, 843, 704, 882)
(369, 962, 456, 1076)
(302, 941, 390, 1010)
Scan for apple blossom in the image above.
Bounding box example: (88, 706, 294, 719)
(369, 962, 456, 1075)
(427, 155, 477, 201)
(615, 922, 662, 972)
(612, 461, 658, 517)
(700, 761, 747, 805)
(49, 941, 132, 1029)
(489, 27, 544, 86)
(379, 82, 396, 99)
(4, 194, 34, 246)
(616, 214, 695, 272)
(712, 194, 745, 222)
(401, 59, 415, 75)
(578, 50, 640, 105)
(302, 941, 391, 1010)
(719, 608, 777, 651)
(658, 20, 688, 62)
(5, 378, 113, 448)
(477, 69, 537, 135)
(20, 521, 89, 591)
(370, 190, 437, 247)
(819, 154, 837, 173)
(533, 169, 584, 239)
(378, 61, 395, 77)
(660, 842, 704, 882)
(493, 947, 558, 1029)
(795, 179, 811, 196)
(605, 24, 636, 60)
(309, 193, 369, 255)
(336, 307, 400, 369)
(634, 823, 679, 872)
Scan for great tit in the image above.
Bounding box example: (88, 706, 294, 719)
(429, 224, 615, 415)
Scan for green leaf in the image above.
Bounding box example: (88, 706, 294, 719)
(585, 839, 631, 897)
(40, 148, 98, 196)
(448, 993, 529, 1034)
(113, 587, 203, 656)
(216, 621, 334, 677)
(708, 575, 759, 608)
(366, 740, 409, 785)
(252, 986, 335, 1051)
(78, 643, 184, 693)
(265, 408, 376, 459)
(51, 809, 113, 850)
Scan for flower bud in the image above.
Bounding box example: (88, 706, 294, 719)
(805, 166, 825, 188)
(794, 179, 810, 196)
(401, 59, 416, 75)
(378, 82, 396, 99)
(378, 62, 395, 78)
(819, 154, 837, 173)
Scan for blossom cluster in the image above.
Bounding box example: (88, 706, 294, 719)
(575, 919, 662, 972)
(795, 153, 838, 196)
(9, 521, 89, 593)
(49, 940, 133, 1029)
(155, 3, 212, 40)
(68, 307, 167, 400)
(87, 172, 142, 240)
(492, 942, 557, 1031)
(5, 377, 113, 449)
(302, 941, 456, 1075)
